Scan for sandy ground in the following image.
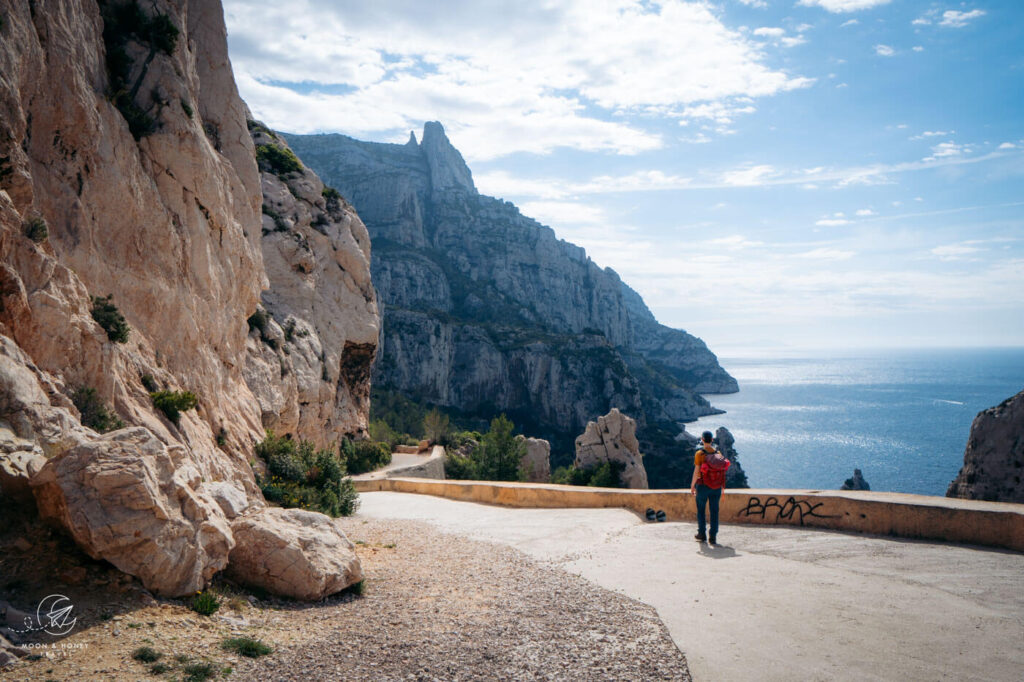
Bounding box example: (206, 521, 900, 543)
(358, 491, 1024, 682)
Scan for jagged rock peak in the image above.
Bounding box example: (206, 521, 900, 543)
(840, 468, 870, 491)
(420, 121, 475, 193)
(947, 389, 1024, 503)
(406, 131, 418, 146)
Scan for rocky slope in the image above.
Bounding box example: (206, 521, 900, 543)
(0, 0, 376, 598)
(284, 124, 736, 484)
(947, 389, 1024, 503)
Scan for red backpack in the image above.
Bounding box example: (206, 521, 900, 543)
(700, 449, 731, 489)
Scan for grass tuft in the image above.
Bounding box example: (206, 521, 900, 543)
(220, 637, 273, 658)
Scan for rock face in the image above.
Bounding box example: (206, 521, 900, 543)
(947, 390, 1024, 503)
(713, 427, 750, 489)
(243, 122, 379, 447)
(0, 1, 375, 598)
(574, 408, 648, 489)
(227, 507, 363, 601)
(516, 436, 551, 483)
(841, 469, 871, 491)
(31, 428, 234, 597)
(283, 125, 737, 484)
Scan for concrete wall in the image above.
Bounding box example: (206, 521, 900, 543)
(353, 478, 1024, 552)
(384, 446, 446, 480)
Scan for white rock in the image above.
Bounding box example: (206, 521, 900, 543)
(574, 408, 648, 489)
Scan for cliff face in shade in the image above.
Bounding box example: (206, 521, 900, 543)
(0, 0, 375, 596)
(284, 124, 737, 484)
(947, 390, 1024, 503)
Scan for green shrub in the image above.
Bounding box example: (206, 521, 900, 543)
(140, 373, 157, 392)
(255, 144, 302, 178)
(90, 294, 130, 343)
(190, 590, 219, 616)
(72, 387, 125, 433)
(551, 461, 625, 488)
(23, 216, 48, 242)
(255, 432, 358, 516)
(346, 580, 365, 596)
(182, 661, 217, 682)
(220, 637, 272, 658)
(343, 438, 392, 475)
(149, 662, 170, 674)
(474, 414, 526, 481)
(321, 186, 342, 201)
(261, 205, 288, 232)
(150, 390, 198, 425)
(443, 451, 478, 480)
(181, 99, 193, 118)
(368, 419, 404, 450)
(423, 408, 450, 445)
(131, 646, 162, 663)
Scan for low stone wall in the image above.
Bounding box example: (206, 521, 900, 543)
(353, 478, 1024, 552)
(385, 446, 446, 480)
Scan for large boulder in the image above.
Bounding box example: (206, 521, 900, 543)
(574, 408, 648, 489)
(516, 435, 551, 482)
(30, 428, 234, 597)
(947, 390, 1024, 503)
(226, 507, 363, 601)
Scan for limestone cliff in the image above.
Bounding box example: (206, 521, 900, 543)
(0, 0, 375, 597)
(284, 124, 737, 484)
(947, 390, 1024, 503)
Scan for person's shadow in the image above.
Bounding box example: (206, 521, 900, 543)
(698, 543, 738, 559)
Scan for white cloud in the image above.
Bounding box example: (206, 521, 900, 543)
(753, 27, 786, 38)
(781, 36, 808, 48)
(815, 218, 851, 226)
(924, 141, 971, 161)
(912, 17, 931, 26)
(939, 10, 986, 28)
(796, 23, 814, 32)
(707, 235, 765, 249)
(797, 0, 891, 12)
(737, 0, 768, 7)
(999, 142, 1017, 150)
(910, 130, 954, 140)
(840, 19, 859, 27)
(855, 209, 876, 216)
(517, 201, 608, 226)
(720, 164, 779, 186)
(794, 247, 856, 260)
(931, 244, 981, 260)
(874, 44, 895, 57)
(912, 45, 924, 52)
(224, 0, 812, 160)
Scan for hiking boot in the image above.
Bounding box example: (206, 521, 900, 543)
(694, 532, 707, 542)
(709, 536, 717, 546)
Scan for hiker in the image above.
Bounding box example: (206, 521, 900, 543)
(690, 430, 730, 545)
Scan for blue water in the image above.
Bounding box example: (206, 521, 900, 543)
(693, 348, 1024, 496)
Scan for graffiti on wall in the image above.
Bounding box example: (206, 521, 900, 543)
(737, 496, 840, 526)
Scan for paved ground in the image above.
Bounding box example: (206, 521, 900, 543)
(352, 452, 430, 480)
(358, 491, 1024, 682)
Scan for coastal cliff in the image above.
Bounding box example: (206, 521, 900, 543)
(284, 124, 736, 483)
(947, 389, 1024, 503)
(0, 0, 376, 597)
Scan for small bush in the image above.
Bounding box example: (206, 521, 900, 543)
(346, 580, 365, 596)
(247, 308, 269, 335)
(23, 216, 48, 242)
(90, 294, 130, 343)
(343, 438, 392, 475)
(131, 646, 162, 663)
(261, 205, 288, 232)
(149, 662, 170, 674)
(255, 144, 302, 178)
(321, 186, 342, 201)
(423, 408, 450, 445)
(190, 590, 220, 616)
(216, 428, 227, 447)
(368, 419, 404, 450)
(551, 461, 625, 488)
(72, 386, 125, 433)
(255, 432, 359, 517)
(220, 637, 272, 658)
(181, 99, 193, 118)
(182, 661, 218, 682)
(140, 373, 157, 392)
(443, 451, 478, 480)
(150, 390, 198, 425)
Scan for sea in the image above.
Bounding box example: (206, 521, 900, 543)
(692, 347, 1024, 497)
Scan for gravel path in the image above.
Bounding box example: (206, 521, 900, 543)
(231, 517, 690, 681)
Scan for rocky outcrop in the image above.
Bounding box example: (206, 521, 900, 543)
(242, 123, 379, 447)
(516, 436, 551, 482)
(841, 469, 870, 491)
(227, 507, 363, 601)
(0, 1, 375, 598)
(947, 390, 1024, 503)
(574, 409, 648, 489)
(713, 427, 749, 489)
(284, 124, 736, 484)
(31, 428, 234, 597)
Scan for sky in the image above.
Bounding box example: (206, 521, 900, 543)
(223, 0, 1024, 355)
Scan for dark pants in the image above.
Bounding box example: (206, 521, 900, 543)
(696, 484, 722, 538)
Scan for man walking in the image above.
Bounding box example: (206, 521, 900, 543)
(690, 430, 729, 545)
